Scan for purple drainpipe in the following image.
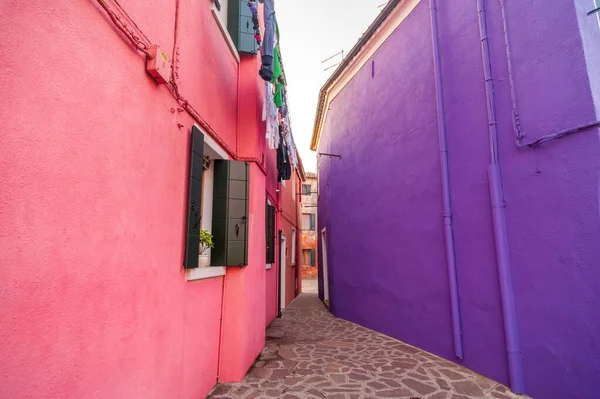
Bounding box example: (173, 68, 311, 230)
(429, 0, 464, 360)
(476, 0, 525, 393)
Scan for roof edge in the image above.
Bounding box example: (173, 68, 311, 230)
(310, 0, 404, 152)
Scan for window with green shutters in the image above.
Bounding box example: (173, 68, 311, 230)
(227, 0, 258, 54)
(302, 249, 316, 266)
(211, 0, 258, 54)
(302, 184, 311, 195)
(302, 213, 316, 231)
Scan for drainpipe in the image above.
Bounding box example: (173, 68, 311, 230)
(476, 0, 525, 393)
(429, 0, 464, 360)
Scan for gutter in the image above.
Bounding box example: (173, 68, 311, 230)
(429, 0, 464, 360)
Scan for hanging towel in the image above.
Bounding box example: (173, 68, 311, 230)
(264, 82, 279, 149)
(283, 114, 298, 168)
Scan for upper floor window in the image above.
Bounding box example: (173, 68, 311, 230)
(211, 0, 258, 54)
(302, 213, 316, 231)
(302, 184, 311, 195)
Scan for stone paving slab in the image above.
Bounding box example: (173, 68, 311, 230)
(208, 293, 530, 399)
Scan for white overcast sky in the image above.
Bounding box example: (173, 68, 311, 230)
(276, 1, 387, 173)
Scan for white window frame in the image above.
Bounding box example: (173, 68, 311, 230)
(186, 126, 229, 281)
(210, 0, 240, 64)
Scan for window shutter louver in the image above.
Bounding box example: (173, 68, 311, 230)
(184, 127, 204, 269)
(310, 249, 316, 266)
(310, 214, 316, 231)
(211, 160, 250, 267)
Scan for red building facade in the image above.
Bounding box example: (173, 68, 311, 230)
(0, 0, 302, 397)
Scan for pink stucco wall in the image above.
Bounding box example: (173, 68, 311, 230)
(0, 0, 275, 397)
(265, 192, 279, 327)
(279, 169, 303, 306)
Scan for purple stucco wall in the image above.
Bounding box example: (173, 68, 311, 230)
(317, 1, 600, 398)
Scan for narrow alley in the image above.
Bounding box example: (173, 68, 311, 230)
(2, 0, 600, 398)
(208, 292, 525, 399)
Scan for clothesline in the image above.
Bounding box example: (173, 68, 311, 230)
(258, 0, 299, 178)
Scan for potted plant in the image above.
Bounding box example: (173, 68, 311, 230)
(199, 229, 215, 256)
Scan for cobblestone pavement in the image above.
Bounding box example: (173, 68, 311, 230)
(208, 294, 528, 399)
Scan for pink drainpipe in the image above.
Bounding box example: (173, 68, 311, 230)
(476, 0, 525, 393)
(429, 0, 464, 360)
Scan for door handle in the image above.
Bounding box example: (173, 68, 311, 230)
(236, 216, 247, 237)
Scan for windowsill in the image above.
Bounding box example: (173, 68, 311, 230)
(210, 4, 240, 64)
(186, 266, 226, 281)
(266, 264, 273, 270)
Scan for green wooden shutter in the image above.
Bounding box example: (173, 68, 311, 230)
(211, 160, 249, 267)
(184, 127, 204, 269)
(266, 201, 275, 264)
(265, 201, 269, 262)
(310, 249, 316, 266)
(310, 214, 316, 231)
(227, 0, 258, 54)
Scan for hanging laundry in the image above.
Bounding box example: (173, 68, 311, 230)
(259, 0, 275, 81)
(278, 86, 288, 117)
(264, 82, 279, 149)
(271, 47, 284, 107)
(283, 114, 298, 168)
(277, 126, 291, 181)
